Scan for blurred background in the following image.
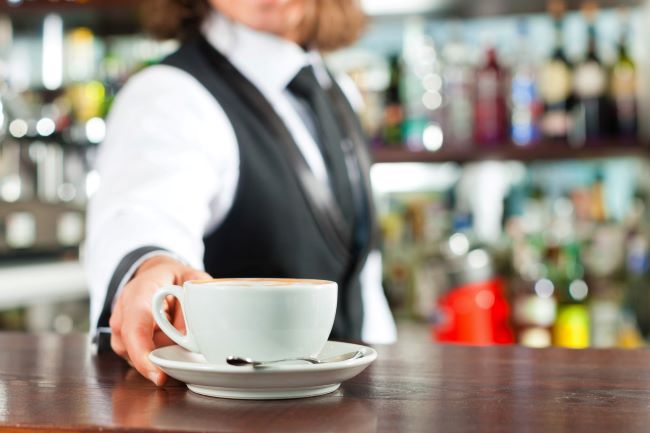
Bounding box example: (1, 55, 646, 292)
(0, 0, 648, 348)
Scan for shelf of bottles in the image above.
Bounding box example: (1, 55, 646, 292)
(373, 159, 650, 347)
(340, 0, 647, 164)
(1, 0, 648, 343)
(0, 11, 175, 258)
(335, 0, 650, 347)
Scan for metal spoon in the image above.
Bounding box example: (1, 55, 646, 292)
(226, 350, 363, 368)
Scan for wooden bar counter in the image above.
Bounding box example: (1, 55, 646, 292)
(0, 326, 649, 433)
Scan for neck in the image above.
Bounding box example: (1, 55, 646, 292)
(281, 3, 316, 51)
(280, 28, 306, 48)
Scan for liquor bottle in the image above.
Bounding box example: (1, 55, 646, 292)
(624, 192, 650, 340)
(512, 277, 557, 348)
(473, 45, 507, 145)
(589, 281, 622, 348)
(611, 10, 637, 137)
(382, 55, 404, 147)
(442, 22, 473, 147)
(400, 18, 443, 152)
(509, 187, 557, 347)
(539, 0, 573, 140)
(590, 169, 607, 222)
(65, 27, 96, 83)
(510, 19, 542, 146)
(552, 244, 590, 348)
(99, 44, 125, 117)
(572, 1, 610, 142)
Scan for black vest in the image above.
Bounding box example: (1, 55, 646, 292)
(161, 37, 377, 341)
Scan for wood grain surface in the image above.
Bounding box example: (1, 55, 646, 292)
(0, 330, 649, 433)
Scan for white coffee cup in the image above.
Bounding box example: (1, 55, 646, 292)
(152, 278, 337, 364)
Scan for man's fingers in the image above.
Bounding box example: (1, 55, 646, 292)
(122, 311, 165, 386)
(110, 293, 125, 356)
(153, 299, 186, 347)
(153, 329, 176, 348)
(171, 307, 187, 332)
(110, 332, 127, 358)
(181, 269, 211, 283)
(105, 263, 209, 387)
(109, 291, 124, 334)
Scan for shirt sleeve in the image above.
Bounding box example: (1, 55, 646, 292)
(84, 65, 239, 332)
(360, 249, 397, 344)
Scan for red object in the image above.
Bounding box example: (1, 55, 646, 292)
(432, 278, 514, 345)
(474, 47, 508, 145)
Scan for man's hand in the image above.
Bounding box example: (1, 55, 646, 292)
(109, 255, 210, 386)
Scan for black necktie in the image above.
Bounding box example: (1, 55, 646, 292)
(288, 66, 370, 253)
(287, 66, 347, 188)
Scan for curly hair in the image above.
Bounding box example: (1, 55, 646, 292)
(140, 0, 366, 51)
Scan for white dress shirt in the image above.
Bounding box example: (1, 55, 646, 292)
(85, 12, 397, 344)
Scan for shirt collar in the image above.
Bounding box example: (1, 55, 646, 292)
(201, 11, 331, 95)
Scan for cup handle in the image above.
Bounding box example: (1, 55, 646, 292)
(152, 285, 199, 353)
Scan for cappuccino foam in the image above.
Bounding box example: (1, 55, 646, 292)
(190, 277, 333, 287)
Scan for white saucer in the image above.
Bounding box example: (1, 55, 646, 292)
(149, 341, 377, 400)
